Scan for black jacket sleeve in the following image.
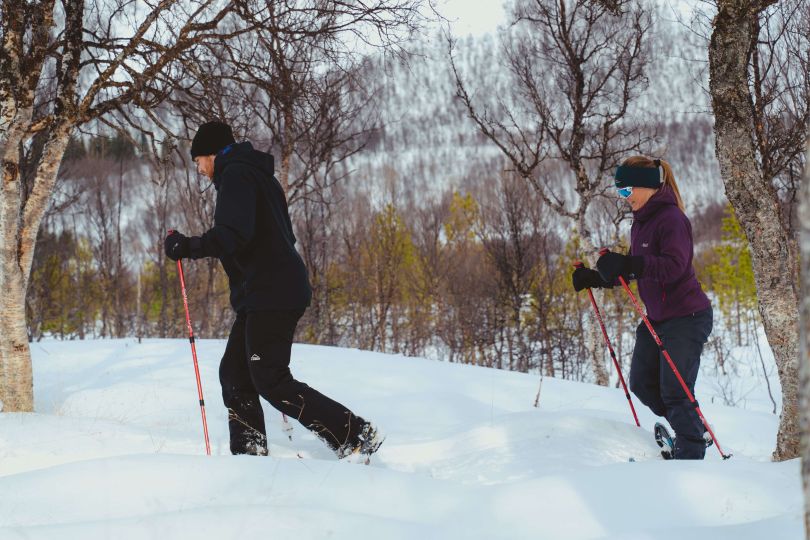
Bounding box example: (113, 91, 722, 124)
(192, 165, 257, 259)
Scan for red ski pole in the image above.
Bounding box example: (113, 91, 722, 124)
(599, 248, 731, 459)
(574, 261, 640, 427)
(171, 235, 211, 456)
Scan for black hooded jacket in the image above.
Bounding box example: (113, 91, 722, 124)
(189, 142, 312, 312)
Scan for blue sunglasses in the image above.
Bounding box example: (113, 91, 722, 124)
(616, 186, 634, 199)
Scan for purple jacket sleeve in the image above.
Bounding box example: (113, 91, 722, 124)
(640, 212, 692, 284)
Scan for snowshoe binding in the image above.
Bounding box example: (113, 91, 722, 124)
(654, 422, 675, 460)
(703, 430, 713, 448)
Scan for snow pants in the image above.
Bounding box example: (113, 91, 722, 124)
(629, 307, 713, 459)
(219, 310, 366, 455)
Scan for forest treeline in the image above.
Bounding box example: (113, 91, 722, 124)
(27, 134, 759, 385)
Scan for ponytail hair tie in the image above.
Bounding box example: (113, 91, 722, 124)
(654, 159, 661, 168)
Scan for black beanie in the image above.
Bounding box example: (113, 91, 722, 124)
(190, 121, 235, 158)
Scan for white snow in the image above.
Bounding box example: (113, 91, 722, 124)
(0, 338, 802, 539)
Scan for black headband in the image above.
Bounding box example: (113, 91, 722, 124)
(614, 163, 662, 189)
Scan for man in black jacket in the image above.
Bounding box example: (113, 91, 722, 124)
(165, 121, 382, 459)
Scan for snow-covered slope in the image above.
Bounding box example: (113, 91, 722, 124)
(0, 339, 802, 539)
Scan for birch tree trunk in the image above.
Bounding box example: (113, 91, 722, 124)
(1, 1, 65, 412)
(578, 211, 610, 387)
(708, 0, 801, 461)
(800, 142, 810, 540)
(1, 126, 71, 411)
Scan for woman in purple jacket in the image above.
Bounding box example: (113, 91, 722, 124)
(572, 156, 713, 459)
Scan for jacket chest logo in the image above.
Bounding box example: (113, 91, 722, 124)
(250, 354, 261, 362)
(642, 242, 649, 248)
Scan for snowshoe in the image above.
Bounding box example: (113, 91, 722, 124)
(654, 422, 675, 460)
(338, 422, 385, 464)
(358, 423, 385, 455)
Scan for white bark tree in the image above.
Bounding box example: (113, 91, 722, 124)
(800, 141, 810, 540)
(708, 0, 808, 461)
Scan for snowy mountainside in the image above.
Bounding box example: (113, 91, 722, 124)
(345, 6, 724, 210)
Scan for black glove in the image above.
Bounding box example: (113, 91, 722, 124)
(164, 230, 190, 261)
(572, 267, 613, 292)
(596, 250, 644, 282)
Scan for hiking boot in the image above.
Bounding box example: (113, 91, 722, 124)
(338, 422, 385, 461)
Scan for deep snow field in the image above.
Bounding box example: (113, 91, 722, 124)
(0, 338, 802, 539)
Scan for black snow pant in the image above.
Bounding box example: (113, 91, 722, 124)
(219, 309, 367, 456)
(629, 307, 713, 460)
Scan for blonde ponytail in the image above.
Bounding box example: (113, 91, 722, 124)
(659, 159, 685, 212)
